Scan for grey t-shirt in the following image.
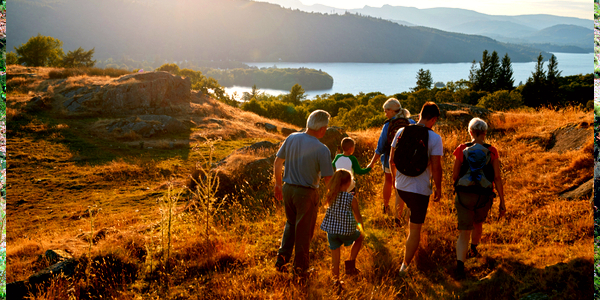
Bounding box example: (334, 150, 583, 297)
(276, 132, 334, 189)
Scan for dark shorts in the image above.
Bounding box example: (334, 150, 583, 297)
(327, 230, 362, 250)
(396, 189, 430, 224)
(455, 191, 493, 230)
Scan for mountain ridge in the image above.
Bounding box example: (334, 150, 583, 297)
(9, 0, 551, 64)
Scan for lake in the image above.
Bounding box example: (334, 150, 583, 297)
(225, 52, 592, 99)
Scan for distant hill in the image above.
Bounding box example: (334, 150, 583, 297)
(9, 0, 548, 64)
(258, 0, 593, 53)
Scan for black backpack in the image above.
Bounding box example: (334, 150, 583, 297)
(393, 125, 431, 177)
(383, 117, 410, 155)
(454, 142, 495, 195)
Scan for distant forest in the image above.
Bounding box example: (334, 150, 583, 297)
(9, 0, 548, 64)
(93, 58, 333, 90)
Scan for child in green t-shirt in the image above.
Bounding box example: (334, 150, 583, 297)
(332, 137, 372, 193)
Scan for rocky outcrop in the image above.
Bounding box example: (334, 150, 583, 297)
(61, 71, 191, 115)
(559, 178, 593, 200)
(281, 127, 297, 136)
(320, 126, 349, 159)
(106, 115, 187, 138)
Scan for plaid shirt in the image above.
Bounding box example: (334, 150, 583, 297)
(320, 192, 357, 235)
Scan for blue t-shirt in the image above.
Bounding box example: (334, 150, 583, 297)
(276, 132, 334, 189)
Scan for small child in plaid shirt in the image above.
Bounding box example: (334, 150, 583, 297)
(320, 169, 364, 290)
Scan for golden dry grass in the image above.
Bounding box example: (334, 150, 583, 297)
(6, 73, 593, 300)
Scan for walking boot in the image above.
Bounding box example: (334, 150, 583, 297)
(345, 260, 360, 276)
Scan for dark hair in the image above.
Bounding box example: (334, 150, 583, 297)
(341, 137, 355, 152)
(420, 102, 440, 120)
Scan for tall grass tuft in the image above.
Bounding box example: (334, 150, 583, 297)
(157, 181, 184, 291)
(188, 140, 225, 244)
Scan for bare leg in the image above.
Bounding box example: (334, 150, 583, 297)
(471, 222, 483, 245)
(383, 172, 393, 208)
(332, 247, 341, 281)
(456, 229, 471, 262)
(349, 234, 364, 261)
(395, 191, 405, 220)
(403, 222, 423, 266)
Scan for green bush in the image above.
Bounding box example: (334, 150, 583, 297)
(477, 90, 523, 111)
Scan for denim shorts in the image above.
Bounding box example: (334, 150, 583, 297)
(327, 230, 362, 250)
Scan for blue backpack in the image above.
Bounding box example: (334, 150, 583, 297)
(454, 142, 495, 195)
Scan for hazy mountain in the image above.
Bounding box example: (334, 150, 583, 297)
(9, 0, 548, 64)
(259, 1, 593, 52)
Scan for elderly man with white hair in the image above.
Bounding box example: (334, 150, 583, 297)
(452, 117, 506, 280)
(273, 109, 334, 277)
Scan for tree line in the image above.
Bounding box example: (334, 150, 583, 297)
(8, 34, 333, 91)
(239, 50, 592, 129)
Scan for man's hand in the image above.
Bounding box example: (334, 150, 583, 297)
(274, 184, 283, 202)
(498, 201, 506, 219)
(433, 189, 441, 202)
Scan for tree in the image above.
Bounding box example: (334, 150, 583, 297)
(285, 83, 306, 106)
(477, 90, 523, 111)
(62, 47, 96, 68)
(14, 34, 64, 67)
(242, 84, 261, 102)
(521, 53, 547, 107)
(413, 68, 433, 91)
(496, 53, 514, 91)
(5, 51, 17, 65)
(546, 54, 562, 83)
(470, 50, 501, 93)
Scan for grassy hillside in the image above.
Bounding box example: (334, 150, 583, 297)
(6, 67, 594, 299)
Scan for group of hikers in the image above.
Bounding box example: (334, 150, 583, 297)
(272, 99, 506, 288)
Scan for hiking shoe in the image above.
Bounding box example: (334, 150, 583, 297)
(275, 254, 288, 272)
(454, 266, 466, 280)
(344, 260, 360, 276)
(468, 248, 481, 258)
(333, 280, 344, 295)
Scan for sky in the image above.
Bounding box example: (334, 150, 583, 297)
(260, 0, 592, 20)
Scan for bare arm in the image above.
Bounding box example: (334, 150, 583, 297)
(452, 158, 461, 182)
(430, 155, 442, 202)
(367, 153, 380, 169)
(388, 148, 396, 189)
(493, 158, 506, 218)
(323, 175, 332, 187)
(351, 196, 363, 227)
(273, 157, 285, 201)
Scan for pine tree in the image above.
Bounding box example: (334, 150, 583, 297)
(413, 68, 433, 91)
(522, 53, 547, 107)
(496, 53, 515, 91)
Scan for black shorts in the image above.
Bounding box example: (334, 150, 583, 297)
(396, 189, 430, 224)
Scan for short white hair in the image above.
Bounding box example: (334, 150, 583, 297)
(468, 117, 488, 136)
(306, 110, 330, 130)
(383, 98, 401, 111)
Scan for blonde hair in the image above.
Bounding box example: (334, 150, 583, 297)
(383, 98, 401, 111)
(325, 169, 352, 206)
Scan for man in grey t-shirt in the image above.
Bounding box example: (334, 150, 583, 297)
(274, 110, 334, 276)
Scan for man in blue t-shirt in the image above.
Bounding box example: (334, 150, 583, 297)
(273, 110, 334, 276)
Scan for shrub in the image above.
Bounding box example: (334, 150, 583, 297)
(477, 90, 523, 111)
